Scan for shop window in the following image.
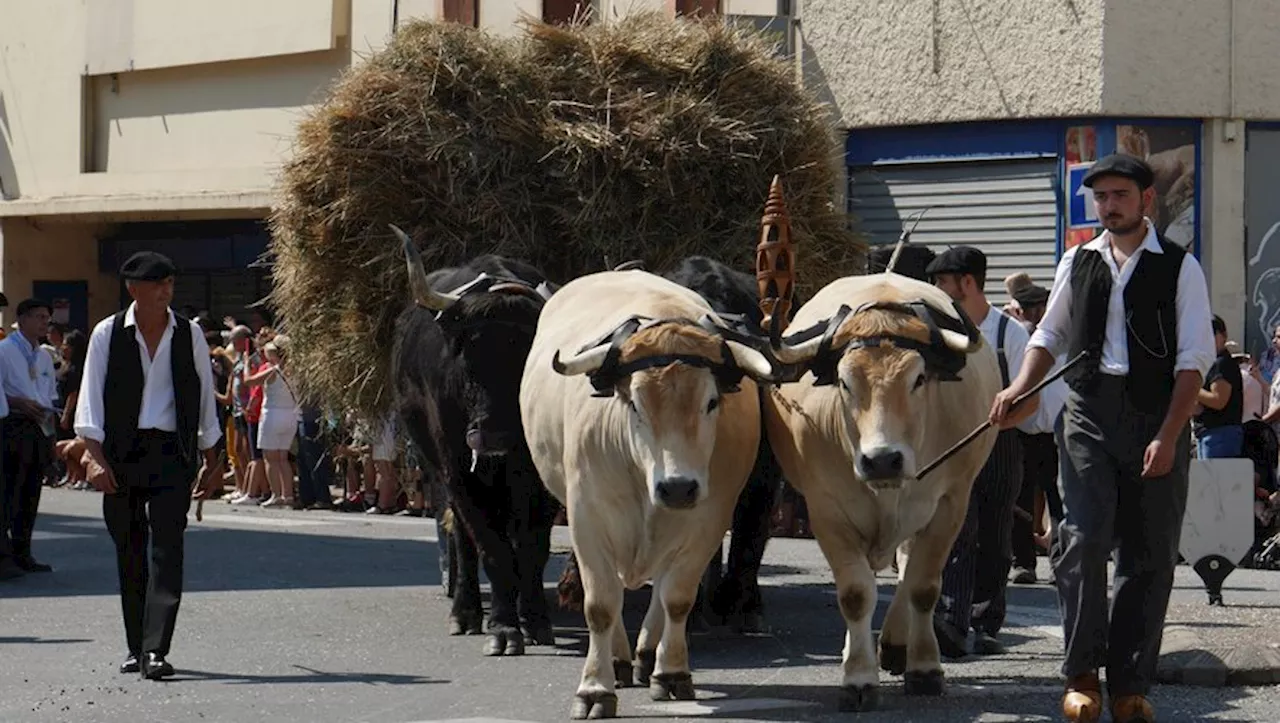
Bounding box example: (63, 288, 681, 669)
(442, 0, 478, 26)
(675, 0, 720, 16)
(544, 0, 589, 24)
(1062, 120, 1200, 258)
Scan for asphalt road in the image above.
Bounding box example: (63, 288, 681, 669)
(2, 489, 1278, 723)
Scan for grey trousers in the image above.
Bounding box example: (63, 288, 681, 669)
(1053, 375, 1189, 697)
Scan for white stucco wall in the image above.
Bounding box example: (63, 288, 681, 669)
(799, 0, 1280, 130)
(799, 0, 1106, 128)
(1101, 0, 1280, 120)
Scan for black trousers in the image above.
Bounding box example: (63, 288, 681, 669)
(103, 431, 195, 657)
(2, 416, 52, 561)
(1054, 375, 1189, 697)
(1013, 430, 1063, 571)
(938, 428, 1024, 635)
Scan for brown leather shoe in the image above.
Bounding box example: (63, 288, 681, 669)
(1061, 671, 1103, 722)
(1111, 695, 1154, 723)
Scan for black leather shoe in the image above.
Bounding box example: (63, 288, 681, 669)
(16, 556, 52, 573)
(141, 652, 175, 680)
(119, 654, 140, 674)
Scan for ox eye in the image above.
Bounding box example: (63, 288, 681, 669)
(913, 373, 926, 391)
(706, 397, 720, 414)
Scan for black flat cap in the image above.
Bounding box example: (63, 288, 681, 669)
(1012, 283, 1050, 308)
(120, 251, 177, 281)
(866, 243, 937, 282)
(1082, 154, 1155, 190)
(925, 246, 987, 279)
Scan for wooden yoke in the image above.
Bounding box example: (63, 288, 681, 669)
(756, 175, 796, 343)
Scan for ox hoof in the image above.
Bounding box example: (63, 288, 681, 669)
(449, 611, 484, 636)
(878, 641, 907, 675)
(903, 668, 945, 696)
(570, 691, 618, 720)
(612, 659, 635, 688)
(838, 684, 881, 712)
(650, 672, 696, 701)
(482, 628, 525, 657)
(522, 623, 556, 646)
(634, 650, 656, 686)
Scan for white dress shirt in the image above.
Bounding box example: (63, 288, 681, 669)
(0, 357, 7, 419)
(0, 331, 58, 412)
(977, 306, 1051, 435)
(1028, 219, 1216, 381)
(74, 303, 223, 451)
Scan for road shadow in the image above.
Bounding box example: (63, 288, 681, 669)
(0, 636, 95, 645)
(171, 665, 447, 687)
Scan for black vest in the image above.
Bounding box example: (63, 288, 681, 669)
(102, 311, 201, 475)
(1064, 236, 1184, 415)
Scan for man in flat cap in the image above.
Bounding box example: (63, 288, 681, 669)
(990, 153, 1215, 722)
(75, 251, 222, 680)
(0, 298, 58, 578)
(926, 245, 1038, 659)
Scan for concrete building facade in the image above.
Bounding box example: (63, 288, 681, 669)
(2, 0, 1277, 355)
(0, 0, 777, 329)
(802, 0, 1280, 356)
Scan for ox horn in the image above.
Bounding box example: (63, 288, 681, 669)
(724, 341, 777, 383)
(389, 224, 460, 311)
(551, 343, 612, 377)
(613, 259, 646, 272)
(937, 300, 984, 354)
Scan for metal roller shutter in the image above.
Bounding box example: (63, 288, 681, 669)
(849, 158, 1060, 305)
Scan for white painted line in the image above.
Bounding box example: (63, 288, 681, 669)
(636, 697, 821, 716)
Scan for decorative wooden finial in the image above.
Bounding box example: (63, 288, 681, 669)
(756, 174, 796, 341)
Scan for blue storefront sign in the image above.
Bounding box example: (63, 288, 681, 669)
(1065, 161, 1102, 230)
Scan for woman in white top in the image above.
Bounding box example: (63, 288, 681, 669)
(244, 334, 300, 508)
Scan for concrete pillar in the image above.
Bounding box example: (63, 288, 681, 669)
(1200, 118, 1247, 342)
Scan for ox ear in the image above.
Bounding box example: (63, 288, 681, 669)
(551, 343, 613, 377)
(389, 224, 460, 312)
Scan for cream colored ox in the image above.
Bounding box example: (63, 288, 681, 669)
(520, 270, 776, 720)
(763, 272, 1002, 712)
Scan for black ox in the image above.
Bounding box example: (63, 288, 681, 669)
(558, 255, 791, 633)
(389, 225, 560, 657)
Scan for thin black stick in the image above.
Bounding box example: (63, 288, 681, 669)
(916, 350, 1088, 480)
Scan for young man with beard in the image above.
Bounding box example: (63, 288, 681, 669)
(76, 251, 222, 680)
(926, 246, 1039, 659)
(990, 154, 1215, 723)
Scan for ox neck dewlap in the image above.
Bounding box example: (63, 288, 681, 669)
(574, 316, 749, 398)
(782, 299, 979, 386)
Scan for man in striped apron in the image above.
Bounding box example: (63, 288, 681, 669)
(927, 246, 1034, 658)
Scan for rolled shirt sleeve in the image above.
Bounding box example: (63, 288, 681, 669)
(1174, 253, 1216, 380)
(190, 320, 224, 451)
(73, 317, 113, 443)
(1027, 246, 1077, 358)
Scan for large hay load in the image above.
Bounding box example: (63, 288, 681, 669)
(270, 11, 862, 418)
